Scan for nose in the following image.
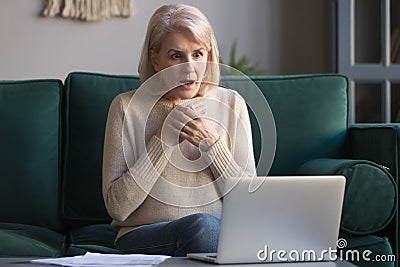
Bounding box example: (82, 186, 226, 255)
(182, 57, 195, 74)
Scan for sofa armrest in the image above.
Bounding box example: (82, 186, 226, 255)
(349, 123, 400, 181)
(349, 124, 400, 263)
(297, 158, 397, 235)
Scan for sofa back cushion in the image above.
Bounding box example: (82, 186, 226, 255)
(0, 80, 63, 231)
(63, 72, 140, 224)
(221, 74, 349, 175)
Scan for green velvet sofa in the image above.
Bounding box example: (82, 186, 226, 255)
(0, 72, 398, 267)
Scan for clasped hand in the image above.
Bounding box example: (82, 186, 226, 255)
(156, 103, 219, 148)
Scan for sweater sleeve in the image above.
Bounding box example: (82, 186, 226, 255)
(200, 93, 257, 191)
(102, 95, 172, 222)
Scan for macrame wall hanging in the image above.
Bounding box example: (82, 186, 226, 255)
(42, 0, 133, 22)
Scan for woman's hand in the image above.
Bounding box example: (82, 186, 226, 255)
(176, 104, 219, 148)
(155, 103, 219, 148)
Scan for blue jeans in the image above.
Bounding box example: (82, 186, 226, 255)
(115, 213, 220, 257)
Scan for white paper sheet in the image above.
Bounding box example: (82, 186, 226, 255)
(30, 252, 171, 267)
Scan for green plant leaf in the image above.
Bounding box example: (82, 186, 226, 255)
(229, 40, 238, 66)
(223, 39, 266, 75)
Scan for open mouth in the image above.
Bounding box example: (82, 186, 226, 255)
(180, 80, 195, 86)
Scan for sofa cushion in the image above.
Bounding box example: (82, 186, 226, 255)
(63, 72, 141, 224)
(0, 223, 65, 257)
(298, 158, 397, 235)
(66, 224, 120, 256)
(0, 80, 63, 231)
(220, 74, 349, 175)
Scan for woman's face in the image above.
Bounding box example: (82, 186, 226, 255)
(151, 30, 208, 100)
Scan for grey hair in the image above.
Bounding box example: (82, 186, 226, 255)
(138, 4, 220, 91)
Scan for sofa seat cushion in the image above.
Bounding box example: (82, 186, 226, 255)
(0, 223, 65, 257)
(298, 158, 397, 235)
(339, 233, 394, 267)
(66, 224, 120, 256)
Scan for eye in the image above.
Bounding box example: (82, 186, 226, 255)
(170, 52, 182, 60)
(193, 51, 203, 59)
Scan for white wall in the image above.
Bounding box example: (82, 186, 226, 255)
(0, 0, 331, 80)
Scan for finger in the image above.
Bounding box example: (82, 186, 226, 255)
(185, 118, 203, 131)
(179, 129, 200, 147)
(183, 124, 207, 140)
(186, 119, 219, 142)
(179, 130, 190, 140)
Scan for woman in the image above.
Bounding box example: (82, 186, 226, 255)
(102, 4, 256, 256)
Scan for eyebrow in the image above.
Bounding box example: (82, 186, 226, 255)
(167, 48, 206, 53)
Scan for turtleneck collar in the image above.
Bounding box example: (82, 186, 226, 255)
(156, 96, 204, 109)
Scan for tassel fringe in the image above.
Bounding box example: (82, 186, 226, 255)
(42, 0, 133, 21)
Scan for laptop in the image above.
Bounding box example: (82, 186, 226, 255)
(187, 176, 346, 264)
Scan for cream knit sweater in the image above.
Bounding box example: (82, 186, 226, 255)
(102, 86, 256, 241)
